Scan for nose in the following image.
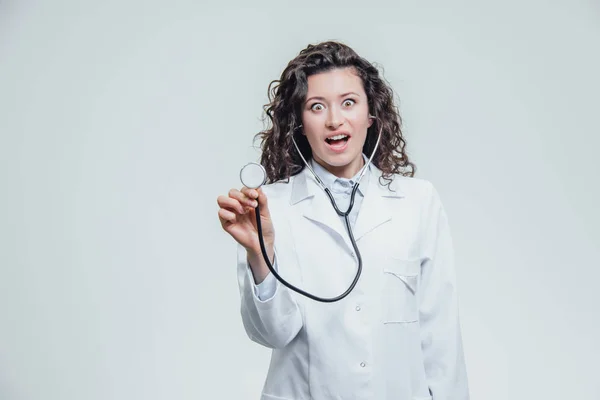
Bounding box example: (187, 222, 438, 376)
(326, 107, 344, 130)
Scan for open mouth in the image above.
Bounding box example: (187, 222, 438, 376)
(324, 134, 350, 153)
(325, 134, 349, 146)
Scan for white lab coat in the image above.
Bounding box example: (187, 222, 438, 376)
(236, 164, 469, 400)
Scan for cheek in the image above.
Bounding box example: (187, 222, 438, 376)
(350, 117, 371, 136)
(304, 132, 321, 145)
(301, 116, 322, 141)
(301, 126, 321, 147)
(348, 109, 370, 127)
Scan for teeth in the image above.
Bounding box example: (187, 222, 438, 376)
(328, 134, 348, 141)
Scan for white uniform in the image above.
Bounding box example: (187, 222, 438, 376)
(236, 163, 469, 400)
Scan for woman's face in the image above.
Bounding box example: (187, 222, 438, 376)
(300, 67, 373, 178)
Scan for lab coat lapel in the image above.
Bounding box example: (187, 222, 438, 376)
(290, 168, 354, 251)
(353, 165, 405, 242)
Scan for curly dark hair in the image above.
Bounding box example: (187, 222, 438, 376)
(255, 40, 416, 187)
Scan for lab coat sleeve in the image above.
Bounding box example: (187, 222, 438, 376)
(419, 182, 470, 400)
(255, 263, 277, 301)
(236, 243, 303, 349)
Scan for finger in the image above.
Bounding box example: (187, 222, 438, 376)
(240, 187, 258, 198)
(218, 208, 237, 224)
(217, 195, 245, 214)
(241, 187, 267, 206)
(230, 188, 258, 208)
(241, 187, 263, 208)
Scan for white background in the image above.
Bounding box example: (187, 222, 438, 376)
(1, 1, 599, 399)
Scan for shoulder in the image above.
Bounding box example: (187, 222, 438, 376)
(384, 173, 448, 221)
(384, 173, 438, 201)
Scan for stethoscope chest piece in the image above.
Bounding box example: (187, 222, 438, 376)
(240, 162, 267, 189)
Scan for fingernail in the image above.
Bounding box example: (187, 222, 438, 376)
(253, 201, 258, 207)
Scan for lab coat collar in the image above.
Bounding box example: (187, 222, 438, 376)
(308, 154, 369, 197)
(290, 162, 406, 245)
(290, 162, 405, 204)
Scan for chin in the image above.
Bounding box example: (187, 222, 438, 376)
(318, 151, 362, 168)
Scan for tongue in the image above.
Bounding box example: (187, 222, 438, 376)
(327, 138, 347, 150)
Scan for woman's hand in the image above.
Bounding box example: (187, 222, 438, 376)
(217, 187, 274, 283)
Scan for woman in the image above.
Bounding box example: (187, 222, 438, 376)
(216, 41, 469, 400)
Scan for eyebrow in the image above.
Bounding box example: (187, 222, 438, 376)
(304, 92, 360, 104)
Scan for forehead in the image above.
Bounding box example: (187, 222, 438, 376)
(305, 67, 365, 96)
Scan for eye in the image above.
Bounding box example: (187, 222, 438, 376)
(310, 103, 324, 111)
(343, 99, 356, 107)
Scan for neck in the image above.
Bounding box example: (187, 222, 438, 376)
(314, 155, 365, 179)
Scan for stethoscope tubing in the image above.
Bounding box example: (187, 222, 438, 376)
(253, 121, 382, 303)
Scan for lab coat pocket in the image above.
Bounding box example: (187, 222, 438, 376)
(382, 258, 420, 323)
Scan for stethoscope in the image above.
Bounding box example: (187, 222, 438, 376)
(239, 115, 382, 303)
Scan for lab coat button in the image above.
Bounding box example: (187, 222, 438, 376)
(355, 305, 361, 311)
(360, 362, 366, 368)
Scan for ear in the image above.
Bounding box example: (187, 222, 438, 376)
(367, 115, 375, 128)
(298, 124, 305, 135)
